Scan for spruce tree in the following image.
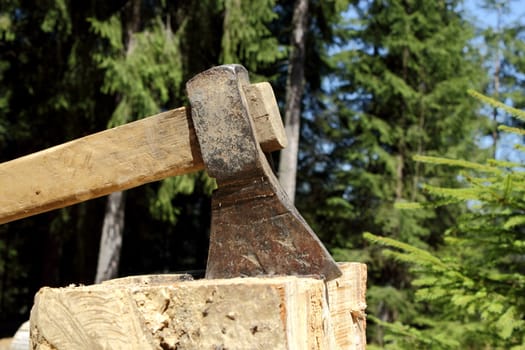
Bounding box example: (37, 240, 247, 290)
(295, 0, 488, 345)
(366, 92, 525, 349)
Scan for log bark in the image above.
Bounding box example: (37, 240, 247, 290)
(30, 263, 366, 349)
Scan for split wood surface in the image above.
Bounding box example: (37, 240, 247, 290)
(30, 263, 367, 350)
(0, 82, 286, 225)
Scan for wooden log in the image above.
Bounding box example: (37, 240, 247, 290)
(0, 321, 30, 350)
(30, 263, 366, 349)
(0, 83, 286, 225)
(0, 338, 11, 350)
(327, 262, 367, 349)
(9, 321, 30, 350)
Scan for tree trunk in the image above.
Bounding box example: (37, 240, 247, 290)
(95, 191, 126, 283)
(94, 0, 141, 283)
(278, 0, 309, 204)
(492, 2, 502, 158)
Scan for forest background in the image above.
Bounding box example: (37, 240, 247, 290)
(1, 0, 524, 348)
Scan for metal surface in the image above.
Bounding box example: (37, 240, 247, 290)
(187, 65, 342, 280)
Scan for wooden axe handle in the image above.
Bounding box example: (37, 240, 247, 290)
(0, 83, 286, 225)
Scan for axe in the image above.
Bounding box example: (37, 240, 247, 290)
(0, 64, 342, 280)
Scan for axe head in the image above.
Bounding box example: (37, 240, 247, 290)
(186, 65, 342, 281)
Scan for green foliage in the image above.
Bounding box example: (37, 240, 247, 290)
(88, 15, 123, 51)
(0, 12, 14, 41)
(302, 0, 487, 243)
(221, 0, 284, 72)
(469, 89, 525, 122)
(0, 5, 15, 150)
(366, 93, 525, 349)
(90, 17, 184, 126)
(150, 173, 216, 224)
(40, 0, 71, 34)
(0, 60, 9, 148)
(150, 175, 195, 224)
(297, 1, 488, 344)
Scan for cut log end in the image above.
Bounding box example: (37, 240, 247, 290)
(30, 263, 366, 349)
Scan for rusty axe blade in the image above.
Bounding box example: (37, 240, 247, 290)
(186, 64, 342, 281)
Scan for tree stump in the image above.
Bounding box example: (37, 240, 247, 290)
(30, 263, 366, 349)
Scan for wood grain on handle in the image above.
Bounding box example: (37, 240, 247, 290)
(0, 83, 286, 225)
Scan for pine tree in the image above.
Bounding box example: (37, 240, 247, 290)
(295, 0, 488, 345)
(365, 92, 525, 349)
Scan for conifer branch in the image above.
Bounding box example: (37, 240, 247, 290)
(487, 159, 522, 168)
(395, 198, 461, 209)
(413, 155, 500, 173)
(468, 89, 525, 122)
(363, 232, 446, 268)
(498, 124, 525, 136)
(514, 144, 525, 153)
(421, 185, 481, 201)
